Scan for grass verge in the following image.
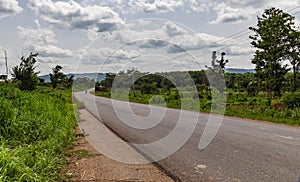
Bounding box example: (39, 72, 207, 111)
(0, 84, 77, 181)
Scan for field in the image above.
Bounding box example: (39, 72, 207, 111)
(94, 87, 300, 126)
(225, 91, 300, 125)
(0, 84, 77, 181)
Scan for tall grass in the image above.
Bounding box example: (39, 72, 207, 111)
(0, 84, 77, 181)
(225, 91, 300, 126)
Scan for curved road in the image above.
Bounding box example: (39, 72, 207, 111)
(75, 91, 300, 182)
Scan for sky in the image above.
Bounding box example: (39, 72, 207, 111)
(1, 0, 300, 75)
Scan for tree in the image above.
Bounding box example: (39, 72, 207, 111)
(49, 65, 73, 89)
(286, 30, 300, 92)
(140, 83, 158, 94)
(205, 51, 228, 93)
(12, 52, 39, 90)
(50, 65, 66, 89)
(249, 7, 293, 99)
(66, 75, 74, 88)
(99, 73, 116, 88)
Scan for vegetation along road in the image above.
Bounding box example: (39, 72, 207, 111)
(1, 6, 300, 181)
(75, 91, 300, 182)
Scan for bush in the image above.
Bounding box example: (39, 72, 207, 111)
(282, 92, 300, 109)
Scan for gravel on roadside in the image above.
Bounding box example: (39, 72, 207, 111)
(62, 109, 174, 182)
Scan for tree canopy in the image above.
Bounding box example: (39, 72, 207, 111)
(50, 65, 73, 89)
(249, 7, 297, 99)
(11, 53, 39, 90)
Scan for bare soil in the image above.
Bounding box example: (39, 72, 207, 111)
(62, 116, 174, 182)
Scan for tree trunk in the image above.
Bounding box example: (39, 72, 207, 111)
(293, 63, 297, 92)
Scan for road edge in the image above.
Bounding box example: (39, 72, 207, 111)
(78, 107, 181, 181)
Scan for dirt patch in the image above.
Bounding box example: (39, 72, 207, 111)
(62, 124, 174, 182)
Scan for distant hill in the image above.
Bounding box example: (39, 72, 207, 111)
(225, 68, 255, 74)
(39, 73, 106, 83)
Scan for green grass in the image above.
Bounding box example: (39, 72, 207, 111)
(225, 106, 300, 125)
(225, 91, 300, 125)
(0, 84, 77, 181)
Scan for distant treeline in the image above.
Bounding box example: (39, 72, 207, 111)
(95, 70, 300, 96)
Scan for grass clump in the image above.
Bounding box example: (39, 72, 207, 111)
(0, 84, 77, 181)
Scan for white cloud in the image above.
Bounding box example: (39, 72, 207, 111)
(70, 17, 257, 73)
(167, 44, 186, 53)
(94, 20, 208, 54)
(197, 33, 228, 47)
(223, 45, 254, 56)
(211, 3, 256, 24)
(83, 0, 185, 14)
(138, 0, 184, 13)
(193, 32, 254, 60)
(80, 47, 141, 65)
(211, 0, 300, 24)
(76, 20, 212, 71)
(18, 24, 73, 59)
(107, 22, 168, 47)
(29, 0, 300, 28)
(82, 0, 210, 14)
(0, 0, 23, 19)
(163, 21, 187, 37)
(129, 39, 168, 49)
(80, 0, 264, 24)
(266, 0, 300, 10)
(82, 0, 259, 25)
(223, 0, 268, 8)
(28, 0, 124, 32)
(113, 20, 206, 51)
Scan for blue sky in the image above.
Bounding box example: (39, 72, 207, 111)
(1, 0, 300, 75)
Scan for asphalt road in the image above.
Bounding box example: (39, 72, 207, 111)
(74, 91, 300, 182)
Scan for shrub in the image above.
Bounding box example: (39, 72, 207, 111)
(282, 91, 300, 109)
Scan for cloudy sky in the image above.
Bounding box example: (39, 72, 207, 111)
(1, 0, 300, 75)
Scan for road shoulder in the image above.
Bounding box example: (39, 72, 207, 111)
(62, 109, 174, 181)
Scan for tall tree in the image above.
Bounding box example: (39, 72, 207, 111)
(50, 65, 66, 89)
(286, 30, 300, 92)
(249, 7, 293, 100)
(12, 52, 39, 90)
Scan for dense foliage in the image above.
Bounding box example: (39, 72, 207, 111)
(0, 85, 77, 181)
(282, 91, 300, 109)
(249, 7, 299, 99)
(50, 65, 74, 89)
(11, 53, 40, 91)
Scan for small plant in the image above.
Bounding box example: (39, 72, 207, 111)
(70, 149, 90, 160)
